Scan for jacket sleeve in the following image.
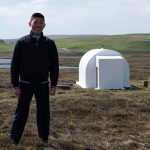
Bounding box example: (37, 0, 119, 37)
(11, 40, 22, 88)
(48, 40, 59, 87)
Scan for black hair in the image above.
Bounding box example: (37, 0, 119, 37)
(30, 13, 45, 21)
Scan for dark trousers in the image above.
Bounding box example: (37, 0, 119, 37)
(11, 83, 50, 144)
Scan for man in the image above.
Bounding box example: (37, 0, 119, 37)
(10, 12, 59, 146)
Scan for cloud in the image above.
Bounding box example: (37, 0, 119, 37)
(0, 0, 51, 38)
(0, 0, 49, 17)
(1, 0, 150, 38)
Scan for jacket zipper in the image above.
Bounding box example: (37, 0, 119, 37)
(36, 41, 38, 47)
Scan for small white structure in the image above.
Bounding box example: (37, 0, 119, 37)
(76, 48, 130, 89)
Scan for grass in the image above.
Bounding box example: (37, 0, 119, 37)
(0, 35, 150, 149)
(1, 34, 150, 54)
(0, 82, 150, 149)
(55, 34, 150, 54)
(0, 43, 15, 51)
(0, 50, 150, 149)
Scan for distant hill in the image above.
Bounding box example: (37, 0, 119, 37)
(54, 33, 150, 54)
(46, 34, 102, 40)
(1, 34, 150, 54)
(3, 39, 17, 43)
(3, 33, 150, 42)
(0, 39, 5, 43)
(3, 35, 102, 43)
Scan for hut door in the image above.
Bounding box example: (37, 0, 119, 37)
(96, 56, 124, 89)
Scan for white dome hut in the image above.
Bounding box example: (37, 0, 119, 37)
(76, 48, 130, 89)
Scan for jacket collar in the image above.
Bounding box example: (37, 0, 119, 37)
(30, 31, 44, 38)
(29, 31, 45, 42)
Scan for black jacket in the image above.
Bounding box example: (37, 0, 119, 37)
(11, 32, 59, 87)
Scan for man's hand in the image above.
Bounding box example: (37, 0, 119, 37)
(49, 87, 56, 96)
(14, 87, 21, 97)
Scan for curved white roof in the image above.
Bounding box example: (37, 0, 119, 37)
(79, 48, 124, 70)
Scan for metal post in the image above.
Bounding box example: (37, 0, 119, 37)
(144, 80, 148, 88)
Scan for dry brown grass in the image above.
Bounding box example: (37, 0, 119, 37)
(0, 51, 150, 150)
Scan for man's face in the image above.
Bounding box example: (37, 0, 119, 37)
(29, 17, 45, 34)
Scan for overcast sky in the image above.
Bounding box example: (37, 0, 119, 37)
(0, 0, 150, 39)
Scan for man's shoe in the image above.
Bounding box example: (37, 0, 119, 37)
(10, 138, 19, 145)
(42, 140, 48, 146)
